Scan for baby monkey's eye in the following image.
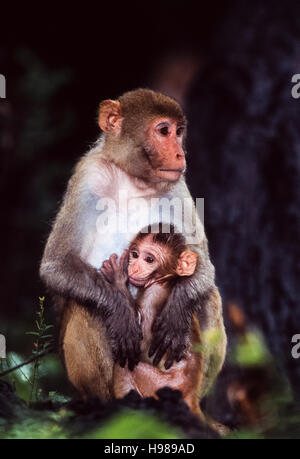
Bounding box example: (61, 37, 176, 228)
(159, 126, 169, 136)
(145, 256, 154, 264)
(131, 251, 139, 258)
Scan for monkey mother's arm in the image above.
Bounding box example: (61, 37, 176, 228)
(149, 180, 226, 376)
(39, 165, 142, 370)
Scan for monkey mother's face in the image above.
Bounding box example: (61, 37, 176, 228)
(128, 236, 165, 287)
(144, 118, 186, 183)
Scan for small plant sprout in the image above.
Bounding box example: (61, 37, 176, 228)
(26, 297, 54, 403)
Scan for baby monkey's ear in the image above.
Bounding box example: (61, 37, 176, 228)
(98, 100, 123, 134)
(176, 251, 198, 276)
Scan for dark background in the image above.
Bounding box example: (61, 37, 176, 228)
(1, 0, 300, 420)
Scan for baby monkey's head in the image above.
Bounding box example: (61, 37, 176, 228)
(128, 224, 198, 288)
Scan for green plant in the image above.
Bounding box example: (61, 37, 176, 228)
(26, 297, 54, 403)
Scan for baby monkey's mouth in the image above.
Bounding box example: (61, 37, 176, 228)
(129, 276, 165, 289)
(129, 276, 147, 287)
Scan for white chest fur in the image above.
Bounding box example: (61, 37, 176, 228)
(84, 161, 181, 269)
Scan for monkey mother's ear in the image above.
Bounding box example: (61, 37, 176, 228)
(98, 100, 123, 134)
(176, 251, 198, 277)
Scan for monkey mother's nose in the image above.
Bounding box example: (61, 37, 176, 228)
(176, 152, 186, 168)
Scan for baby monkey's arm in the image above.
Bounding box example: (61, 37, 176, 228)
(101, 251, 129, 294)
(101, 251, 139, 311)
(100, 251, 142, 370)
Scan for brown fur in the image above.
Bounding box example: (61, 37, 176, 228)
(101, 230, 204, 419)
(60, 300, 114, 400)
(40, 89, 227, 425)
(118, 89, 186, 139)
(100, 89, 187, 184)
(112, 280, 204, 419)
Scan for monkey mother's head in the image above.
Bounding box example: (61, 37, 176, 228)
(98, 89, 187, 185)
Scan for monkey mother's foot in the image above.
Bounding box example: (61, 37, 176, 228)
(207, 418, 231, 437)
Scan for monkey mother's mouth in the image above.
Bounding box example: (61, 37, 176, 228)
(159, 168, 184, 173)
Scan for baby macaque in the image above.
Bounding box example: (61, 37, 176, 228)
(100, 225, 204, 419)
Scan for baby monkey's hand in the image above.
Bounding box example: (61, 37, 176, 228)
(100, 250, 129, 292)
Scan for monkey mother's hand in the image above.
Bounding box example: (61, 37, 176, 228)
(105, 303, 143, 371)
(149, 280, 196, 369)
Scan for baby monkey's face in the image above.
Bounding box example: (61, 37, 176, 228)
(128, 235, 166, 287)
(128, 234, 198, 288)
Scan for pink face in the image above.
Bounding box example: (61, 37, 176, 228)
(128, 234, 199, 288)
(128, 236, 166, 287)
(147, 118, 186, 182)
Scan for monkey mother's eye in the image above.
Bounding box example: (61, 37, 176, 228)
(159, 126, 169, 136)
(145, 256, 154, 264)
(176, 127, 184, 136)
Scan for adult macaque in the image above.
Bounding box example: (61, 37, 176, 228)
(40, 89, 226, 401)
(101, 225, 204, 418)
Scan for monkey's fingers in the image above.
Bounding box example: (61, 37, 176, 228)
(118, 355, 127, 368)
(116, 340, 127, 368)
(164, 357, 175, 371)
(109, 254, 119, 270)
(149, 314, 168, 355)
(128, 328, 143, 370)
(175, 347, 186, 363)
(100, 265, 113, 282)
(164, 343, 186, 370)
(148, 331, 167, 360)
(152, 335, 172, 367)
(134, 331, 143, 364)
(119, 250, 129, 273)
(117, 333, 141, 370)
(111, 331, 128, 368)
(127, 349, 138, 371)
(101, 259, 113, 272)
(148, 341, 158, 359)
(134, 348, 141, 367)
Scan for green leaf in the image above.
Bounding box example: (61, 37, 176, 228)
(229, 331, 271, 367)
(84, 410, 182, 439)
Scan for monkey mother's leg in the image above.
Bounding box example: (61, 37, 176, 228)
(196, 287, 227, 398)
(60, 301, 114, 400)
(41, 251, 142, 370)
